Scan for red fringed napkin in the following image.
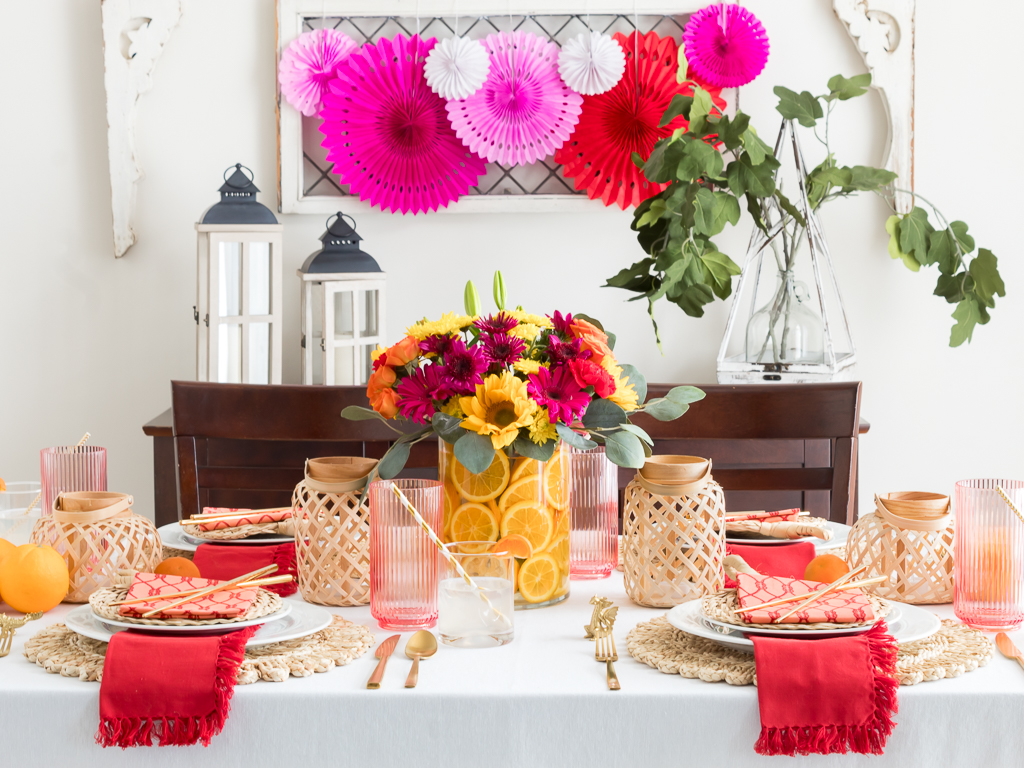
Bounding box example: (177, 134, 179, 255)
(752, 623, 899, 756)
(725, 541, 816, 584)
(192, 543, 298, 597)
(97, 626, 258, 748)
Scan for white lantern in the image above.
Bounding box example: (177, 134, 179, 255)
(195, 164, 284, 384)
(298, 212, 386, 386)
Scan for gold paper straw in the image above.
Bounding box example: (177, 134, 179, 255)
(23, 432, 91, 516)
(389, 483, 509, 627)
(996, 486, 1024, 526)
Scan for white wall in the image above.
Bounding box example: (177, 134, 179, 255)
(1, 0, 1021, 522)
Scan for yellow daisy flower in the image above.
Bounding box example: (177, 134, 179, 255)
(511, 322, 542, 341)
(601, 358, 639, 412)
(507, 309, 553, 328)
(460, 372, 537, 450)
(370, 344, 387, 365)
(440, 397, 464, 419)
(528, 408, 559, 445)
(513, 359, 546, 375)
(406, 312, 477, 341)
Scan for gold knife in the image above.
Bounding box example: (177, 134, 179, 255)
(995, 633, 1024, 673)
(366, 635, 401, 689)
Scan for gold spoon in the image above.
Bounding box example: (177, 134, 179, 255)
(404, 630, 438, 689)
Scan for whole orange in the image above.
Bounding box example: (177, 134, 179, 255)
(0, 544, 69, 613)
(0, 537, 15, 565)
(804, 553, 850, 584)
(154, 556, 201, 579)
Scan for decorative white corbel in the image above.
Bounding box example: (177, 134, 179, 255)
(833, 0, 916, 213)
(101, 0, 181, 257)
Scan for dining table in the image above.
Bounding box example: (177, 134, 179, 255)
(2, 567, 1022, 768)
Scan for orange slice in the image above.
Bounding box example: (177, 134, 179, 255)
(449, 502, 500, 551)
(517, 553, 560, 603)
(542, 450, 569, 510)
(493, 533, 533, 560)
(450, 450, 510, 503)
(511, 457, 541, 481)
(498, 474, 543, 515)
(442, 481, 460, 539)
(549, 534, 570, 573)
(500, 501, 554, 554)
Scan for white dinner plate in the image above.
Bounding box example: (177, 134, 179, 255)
(667, 600, 940, 653)
(88, 600, 292, 635)
(66, 601, 331, 646)
(700, 604, 902, 639)
(726, 521, 850, 551)
(158, 523, 294, 550)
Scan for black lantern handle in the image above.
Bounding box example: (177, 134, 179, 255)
(223, 163, 256, 186)
(326, 211, 358, 232)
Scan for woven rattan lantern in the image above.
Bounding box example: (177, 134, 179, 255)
(30, 492, 162, 603)
(195, 164, 284, 384)
(298, 213, 386, 386)
(622, 456, 726, 607)
(292, 457, 377, 606)
(846, 492, 954, 605)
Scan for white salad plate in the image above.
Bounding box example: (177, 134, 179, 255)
(66, 600, 331, 646)
(725, 520, 850, 551)
(667, 600, 941, 653)
(158, 522, 294, 550)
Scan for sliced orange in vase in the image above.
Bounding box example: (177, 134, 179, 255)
(450, 451, 510, 503)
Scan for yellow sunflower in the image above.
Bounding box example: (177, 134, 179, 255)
(601, 358, 640, 411)
(460, 372, 537, 450)
(406, 312, 476, 341)
(528, 407, 559, 445)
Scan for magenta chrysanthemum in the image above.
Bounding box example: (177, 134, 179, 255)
(420, 334, 457, 357)
(549, 310, 574, 336)
(396, 365, 450, 424)
(440, 338, 488, 395)
(683, 3, 770, 89)
(546, 335, 590, 366)
(482, 332, 526, 368)
(528, 366, 591, 424)
(475, 313, 518, 335)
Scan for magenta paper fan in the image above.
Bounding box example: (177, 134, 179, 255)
(278, 28, 358, 117)
(683, 3, 770, 88)
(319, 34, 487, 215)
(446, 31, 584, 166)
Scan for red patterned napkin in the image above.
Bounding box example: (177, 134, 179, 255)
(118, 573, 257, 620)
(752, 623, 898, 755)
(725, 508, 800, 523)
(192, 543, 298, 597)
(196, 507, 292, 531)
(736, 572, 874, 625)
(97, 625, 258, 748)
(725, 541, 816, 583)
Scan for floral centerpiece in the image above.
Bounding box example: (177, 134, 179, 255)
(344, 273, 704, 606)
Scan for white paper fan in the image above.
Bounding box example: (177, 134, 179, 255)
(558, 31, 626, 96)
(424, 36, 491, 101)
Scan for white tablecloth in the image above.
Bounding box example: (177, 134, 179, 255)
(2, 573, 1023, 768)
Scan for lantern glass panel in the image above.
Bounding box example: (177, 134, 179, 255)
(249, 242, 271, 315)
(334, 291, 355, 338)
(363, 345, 374, 384)
(363, 290, 379, 337)
(249, 322, 271, 384)
(334, 346, 356, 384)
(218, 323, 242, 382)
(218, 242, 242, 317)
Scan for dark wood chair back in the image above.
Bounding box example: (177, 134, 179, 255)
(171, 380, 861, 525)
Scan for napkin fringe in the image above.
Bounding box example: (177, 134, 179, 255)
(270, 544, 298, 596)
(755, 622, 898, 756)
(96, 626, 257, 749)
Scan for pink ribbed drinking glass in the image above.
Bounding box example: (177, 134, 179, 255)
(954, 479, 1024, 631)
(40, 446, 107, 515)
(570, 446, 619, 580)
(369, 478, 443, 630)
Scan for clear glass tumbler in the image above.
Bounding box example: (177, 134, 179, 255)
(438, 542, 515, 648)
(954, 479, 1024, 631)
(369, 479, 443, 630)
(40, 446, 107, 515)
(570, 446, 619, 580)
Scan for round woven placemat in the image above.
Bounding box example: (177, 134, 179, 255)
(23, 615, 374, 684)
(627, 615, 992, 686)
(701, 589, 892, 630)
(89, 586, 283, 626)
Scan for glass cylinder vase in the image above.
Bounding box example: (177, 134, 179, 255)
(570, 446, 619, 580)
(439, 439, 570, 609)
(954, 479, 1024, 631)
(369, 478, 443, 630)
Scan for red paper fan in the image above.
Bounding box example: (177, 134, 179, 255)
(555, 31, 726, 210)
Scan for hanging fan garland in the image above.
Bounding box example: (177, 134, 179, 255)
(446, 31, 584, 166)
(555, 31, 726, 210)
(278, 28, 358, 117)
(683, 2, 770, 88)
(558, 30, 626, 96)
(425, 35, 491, 100)
(319, 34, 487, 215)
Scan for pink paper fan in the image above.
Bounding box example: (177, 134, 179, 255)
(319, 34, 487, 215)
(278, 28, 358, 117)
(446, 31, 584, 166)
(683, 3, 769, 88)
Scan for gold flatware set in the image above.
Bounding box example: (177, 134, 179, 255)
(586, 596, 620, 690)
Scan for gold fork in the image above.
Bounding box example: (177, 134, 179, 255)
(595, 633, 621, 690)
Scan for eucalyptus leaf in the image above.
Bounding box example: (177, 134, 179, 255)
(341, 405, 392, 424)
(603, 430, 646, 469)
(666, 385, 706, 405)
(643, 398, 688, 421)
(453, 432, 495, 475)
(513, 435, 556, 462)
(431, 412, 465, 445)
(618, 422, 654, 446)
(583, 399, 629, 430)
(556, 423, 598, 451)
(377, 442, 411, 480)
(619, 364, 647, 405)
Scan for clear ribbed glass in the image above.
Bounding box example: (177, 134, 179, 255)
(570, 446, 619, 580)
(438, 542, 515, 648)
(954, 479, 1024, 631)
(40, 446, 107, 515)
